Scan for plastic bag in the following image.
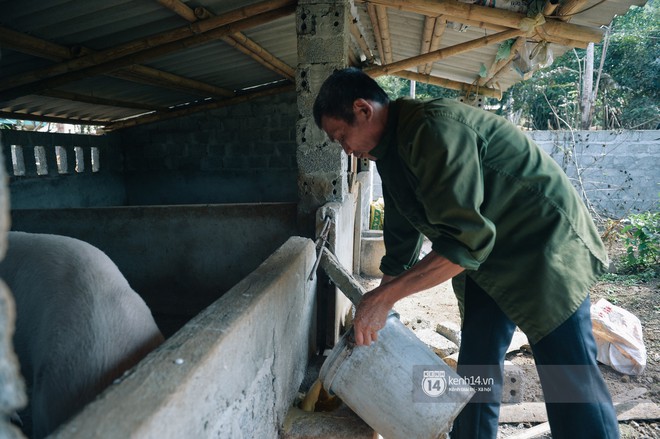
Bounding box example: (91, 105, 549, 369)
(513, 41, 554, 79)
(591, 298, 646, 375)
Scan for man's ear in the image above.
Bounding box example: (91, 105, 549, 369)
(353, 98, 373, 120)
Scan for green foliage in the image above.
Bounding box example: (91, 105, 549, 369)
(619, 210, 660, 273)
(501, 0, 659, 130)
(375, 76, 460, 100)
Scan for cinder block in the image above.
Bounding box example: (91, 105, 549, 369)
(502, 361, 524, 404)
(441, 356, 524, 404)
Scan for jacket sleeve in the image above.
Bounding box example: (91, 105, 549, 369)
(404, 117, 496, 270)
(379, 182, 424, 276)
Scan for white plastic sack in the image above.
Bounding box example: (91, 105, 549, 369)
(591, 298, 646, 375)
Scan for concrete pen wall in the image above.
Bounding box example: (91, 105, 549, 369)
(9, 202, 299, 337)
(50, 236, 317, 439)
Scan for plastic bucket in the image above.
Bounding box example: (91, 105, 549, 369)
(319, 314, 474, 439)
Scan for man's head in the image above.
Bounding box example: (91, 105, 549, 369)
(313, 67, 389, 127)
(313, 68, 390, 159)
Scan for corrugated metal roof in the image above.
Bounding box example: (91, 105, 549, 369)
(0, 0, 647, 130)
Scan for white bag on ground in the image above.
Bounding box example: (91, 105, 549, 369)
(591, 298, 646, 375)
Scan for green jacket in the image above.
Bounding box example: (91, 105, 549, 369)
(371, 98, 608, 343)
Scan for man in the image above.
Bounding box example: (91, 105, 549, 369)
(313, 67, 619, 439)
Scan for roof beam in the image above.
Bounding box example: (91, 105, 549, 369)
(478, 36, 525, 87)
(0, 4, 296, 104)
(395, 70, 502, 98)
(40, 90, 165, 111)
(365, 28, 525, 77)
(0, 26, 234, 100)
(103, 83, 295, 132)
(366, 4, 386, 65)
(418, 16, 436, 73)
(0, 111, 107, 126)
(155, 0, 295, 81)
(422, 17, 447, 75)
(359, 0, 603, 46)
(375, 5, 393, 64)
(350, 15, 376, 64)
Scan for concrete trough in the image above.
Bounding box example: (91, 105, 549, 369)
(48, 236, 318, 438)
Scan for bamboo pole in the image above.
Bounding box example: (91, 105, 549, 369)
(350, 18, 375, 64)
(479, 36, 525, 86)
(0, 27, 72, 61)
(0, 6, 296, 104)
(41, 90, 165, 111)
(0, 111, 107, 126)
(556, 0, 590, 21)
(395, 70, 502, 98)
(359, 0, 603, 44)
(117, 65, 235, 97)
(365, 28, 525, 77)
(223, 34, 295, 80)
(155, 0, 295, 80)
(103, 83, 295, 131)
(422, 17, 447, 75)
(543, 0, 560, 16)
(418, 16, 436, 73)
(376, 5, 393, 64)
(0, 0, 295, 94)
(366, 4, 386, 64)
(156, 0, 197, 22)
(0, 26, 235, 99)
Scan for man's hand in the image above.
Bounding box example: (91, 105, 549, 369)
(353, 288, 393, 346)
(351, 252, 465, 346)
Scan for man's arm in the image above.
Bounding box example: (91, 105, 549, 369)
(353, 251, 464, 346)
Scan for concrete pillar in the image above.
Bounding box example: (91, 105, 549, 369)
(295, 0, 351, 234)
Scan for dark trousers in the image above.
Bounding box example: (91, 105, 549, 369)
(450, 277, 619, 439)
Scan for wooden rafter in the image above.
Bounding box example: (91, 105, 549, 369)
(0, 26, 234, 104)
(418, 16, 436, 73)
(360, 0, 603, 46)
(376, 5, 393, 64)
(366, 4, 386, 64)
(0, 111, 107, 126)
(0, 4, 296, 105)
(155, 0, 295, 81)
(422, 17, 447, 75)
(350, 17, 376, 64)
(478, 36, 525, 87)
(365, 28, 525, 77)
(395, 70, 501, 98)
(40, 90, 165, 112)
(103, 83, 295, 131)
(556, 0, 591, 21)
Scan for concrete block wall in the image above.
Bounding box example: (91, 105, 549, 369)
(528, 130, 660, 217)
(0, 130, 126, 209)
(372, 130, 660, 219)
(9, 203, 299, 337)
(51, 236, 317, 439)
(120, 92, 299, 205)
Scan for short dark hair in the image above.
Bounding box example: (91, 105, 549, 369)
(313, 67, 389, 128)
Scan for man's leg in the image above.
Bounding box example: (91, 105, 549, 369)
(451, 277, 516, 439)
(531, 296, 620, 439)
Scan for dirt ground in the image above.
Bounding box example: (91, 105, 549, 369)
(357, 236, 659, 438)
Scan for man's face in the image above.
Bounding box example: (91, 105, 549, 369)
(320, 99, 380, 160)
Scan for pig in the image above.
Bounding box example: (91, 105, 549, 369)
(0, 231, 164, 438)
